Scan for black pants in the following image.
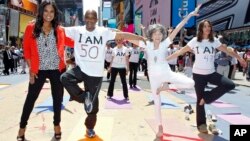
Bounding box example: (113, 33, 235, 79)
(107, 67, 128, 98)
(60, 66, 102, 129)
(169, 64, 176, 72)
(193, 72, 235, 127)
(20, 70, 64, 128)
(129, 62, 139, 87)
(104, 60, 111, 79)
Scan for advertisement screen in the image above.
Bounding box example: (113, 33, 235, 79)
(19, 14, 35, 37)
(196, 0, 250, 31)
(0, 14, 6, 45)
(141, 0, 171, 28)
(172, 0, 196, 28)
(11, 0, 38, 13)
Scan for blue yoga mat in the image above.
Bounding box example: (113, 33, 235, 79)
(33, 95, 70, 113)
(146, 94, 180, 109)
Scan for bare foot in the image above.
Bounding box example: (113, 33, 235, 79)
(199, 98, 205, 105)
(156, 82, 169, 95)
(156, 125, 163, 138)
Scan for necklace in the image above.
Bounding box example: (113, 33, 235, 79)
(153, 49, 158, 63)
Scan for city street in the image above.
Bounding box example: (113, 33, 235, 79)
(0, 69, 249, 141)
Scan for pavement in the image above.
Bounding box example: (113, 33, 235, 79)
(0, 70, 249, 141)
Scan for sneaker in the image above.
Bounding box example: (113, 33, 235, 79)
(198, 124, 208, 134)
(125, 97, 129, 101)
(84, 91, 93, 113)
(129, 85, 133, 89)
(86, 129, 96, 138)
(208, 123, 219, 135)
(211, 114, 217, 122)
(107, 96, 112, 100)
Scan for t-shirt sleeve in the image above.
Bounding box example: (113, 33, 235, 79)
(187, 37, 196, 50)
(165, 37, 172, 45)
(105, 28, 116, 41)
(214, 38, 222, 48)
(64, 27, 76, 39)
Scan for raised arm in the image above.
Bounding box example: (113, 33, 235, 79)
(166, 45, 192, 61)
(139, 24, 147, 38)
(168, 4, 201, 41)
(115, 32, 146, 47)
(217, 44, 247, 68)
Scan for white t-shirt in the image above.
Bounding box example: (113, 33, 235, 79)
(111, 46, 129, 68)
(139, 38, 172, 71)
(105, 48, 113, 62)
(64, 26, 116, 76)
(129, 47, 140, 63)
(187, 37, 221, 75)
(167, 48, 178, 65)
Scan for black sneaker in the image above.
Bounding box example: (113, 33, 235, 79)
(86, 129, 96, 138)
(84, 91, 93, 113)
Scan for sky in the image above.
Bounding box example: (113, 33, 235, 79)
(83, 0, 100, 16)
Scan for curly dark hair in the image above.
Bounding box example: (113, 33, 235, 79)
(33, 1, 60, 40)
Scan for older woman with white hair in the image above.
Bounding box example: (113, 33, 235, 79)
(130, 5, 201, 138)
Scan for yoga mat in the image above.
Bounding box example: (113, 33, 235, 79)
(217, 113, 250, 124)
(186, 94, 238, 108)
(33, 95, 70, 113)
(66, 117, 113, 141)
(147, 94, 180, 109)
(146, 118, 202, 141)
(105, 94, 132, 109)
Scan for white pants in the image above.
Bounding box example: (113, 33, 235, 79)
(148, 65, 194, 126)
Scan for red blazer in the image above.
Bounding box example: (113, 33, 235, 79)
(23, 23, 66, 74)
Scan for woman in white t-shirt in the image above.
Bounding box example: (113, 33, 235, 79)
(167, 20, 247, 134)
(107, 39, 130, 100)
(131, 5, 201, 138)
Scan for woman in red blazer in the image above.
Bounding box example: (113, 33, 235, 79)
(17, 1, 65, 140)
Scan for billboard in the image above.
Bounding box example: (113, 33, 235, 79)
(196, 0, 250, 31)
(11, 0, 37, 13)
(9, 9, 19, 37)
(19, 14, 35, 37)
(172, 0, 196, 28)
(0, 14, 6, 45)
(140, 0, 171, 28)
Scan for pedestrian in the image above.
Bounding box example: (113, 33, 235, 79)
(60, 9, 146, 138)
(17, 1, 66, 140)
(167, 19, 247, 134)
(107, 39, 130, 100)
(131, 5, 201, 138)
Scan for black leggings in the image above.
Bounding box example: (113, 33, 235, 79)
(20, 70, 64, 128)
(129, 62, 139, 87)
(193, 72, 235, 127)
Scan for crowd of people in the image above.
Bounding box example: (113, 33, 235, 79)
(0, 1, 246, 141)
